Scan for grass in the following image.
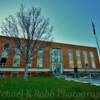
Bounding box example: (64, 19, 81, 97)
(0, 77, 100, 100)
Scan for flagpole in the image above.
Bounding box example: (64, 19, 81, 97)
(91, 20, 100, 59)
(94, 33, 100, 56)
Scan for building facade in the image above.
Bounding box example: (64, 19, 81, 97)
(0, 36, 100, 77)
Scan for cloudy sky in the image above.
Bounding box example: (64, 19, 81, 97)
(0, 0, 100, 48)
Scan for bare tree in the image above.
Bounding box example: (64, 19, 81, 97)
(1, 4, 53, 80)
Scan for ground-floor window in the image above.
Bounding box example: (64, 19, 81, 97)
(0, 57, 7, 67)
(11, 72, 18, 78)
(27, 72, 30, 77)
(0, 72, 4, 78)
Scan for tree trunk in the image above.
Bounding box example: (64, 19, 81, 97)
(24, 61, 29, 80)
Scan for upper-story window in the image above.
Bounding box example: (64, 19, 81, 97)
(76, 50, 82, 68)
(90, 51, 96, 68)
(37, 48, 43, 67)
(68, 48, 74, 68)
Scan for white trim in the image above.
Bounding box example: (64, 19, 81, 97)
(0, 68, 100, 72)
(64, 68, 100, 72)
(0, 68, 50, 72)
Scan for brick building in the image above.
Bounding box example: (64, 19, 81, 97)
(0, 36, 100, 77)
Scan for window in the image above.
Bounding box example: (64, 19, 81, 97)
(27, 59, 32, 67)
(83, 51, 88, 65)
(11, 72, 18, 78)
(15, 45, 20, 55)
(68, 49, 74, 68)
(0, 57, 7, 67)
(1, 43, 9, 57)
(51, 48, 62, 64)
(90, 51, 96, 68)
(13, 46, 20, 67)
(4, 43, 9, 50)
(13, 55, 20, 67)
(26, 72, 30, 78)
(0, 43, 9, 67)
(51, 48, 63, 74)
(76, 50, 82, 68)
(37, 48, 43, 67)
(0, 72, 4, 78)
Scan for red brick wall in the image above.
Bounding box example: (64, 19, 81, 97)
(0, 39, 3, 58)
(20, 57, 25, 68)
(0, 36, 100, 69)
(19, 72, 24, 77)
(43, 47, 50, 68)
(4, 72, 11, 77)
(80, 49, 85, 68)
(32, 49, 37, 67)
(62, 48, 69, 69)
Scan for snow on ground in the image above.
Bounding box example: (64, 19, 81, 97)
(65, 77, 100, 86)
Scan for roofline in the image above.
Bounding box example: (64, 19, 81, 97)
(0, 35, 97, 49)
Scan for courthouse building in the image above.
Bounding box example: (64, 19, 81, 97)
(0, 36, 100, 77)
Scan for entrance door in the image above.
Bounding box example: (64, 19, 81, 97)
(52, 63, 63, 75)
(51, 48, 63, 75)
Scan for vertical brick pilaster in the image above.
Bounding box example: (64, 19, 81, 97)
(43, 47, 50, 68)
(0, 39, 3, 58)
(20, 57, 25, 68)
(32, 49, 37, 67)
(87, 50, 92, 69)
(93, 49, 100, 68)
(6, 49, 14, 68)
(73, 48, 77, 67)
(80, 49, 85, 68)
(62, 48, 69, 69)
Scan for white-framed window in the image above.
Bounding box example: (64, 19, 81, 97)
(51, 48, 62, 64)
(83, 51, 88, 65)
(1, 43, 9, 58)
(50, 48, 63, 74)
(68, 48, 74, 68)
(90, 51, 96, 68)
(0, 43, 10, 67)
(0, 72, 4, 78)
(76, 50, 82, 68)
(37, 48, 43, 67)
(13, 46, 20, 67)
